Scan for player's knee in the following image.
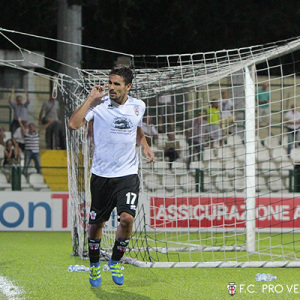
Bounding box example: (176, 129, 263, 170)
(119, 212, 134, 229)
(89, 222, 105, 231)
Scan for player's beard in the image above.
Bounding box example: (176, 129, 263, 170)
(110, 92, 127, 104)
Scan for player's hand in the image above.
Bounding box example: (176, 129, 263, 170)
(89, 85, 107, 100)
(143, 147, 154, 163)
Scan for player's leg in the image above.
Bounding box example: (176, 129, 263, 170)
(88, 222, 105, 287)
(108, 174, 140, 285)
(88, 174, 114, 287)
(113, 212, 134, 262)
(108, 212, 133, 285)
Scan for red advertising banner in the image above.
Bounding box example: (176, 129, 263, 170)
(150, 196, 300, 228)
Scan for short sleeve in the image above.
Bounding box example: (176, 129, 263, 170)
(138, 102, 146, 127)
(85, 108, 94, 122)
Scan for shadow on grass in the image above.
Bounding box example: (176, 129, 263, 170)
(90, 270, 158, 299)
(91, 287, 151, 300)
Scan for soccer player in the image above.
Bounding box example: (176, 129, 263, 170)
(68, 65, 154, 287)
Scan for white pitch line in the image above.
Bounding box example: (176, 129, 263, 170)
(0, 276, 24, 300)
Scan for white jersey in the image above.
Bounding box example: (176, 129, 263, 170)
(285, 110, 300, 130)
(219, 98, 233, 119)
(85, 95, 145, 178)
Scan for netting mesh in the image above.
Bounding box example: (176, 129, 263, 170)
(59, 36, 300, 267)
(62, 78, 90, 257)
(2, 26, 300, 266)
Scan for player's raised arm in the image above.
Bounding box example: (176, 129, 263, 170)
(68, 85, 107, 130)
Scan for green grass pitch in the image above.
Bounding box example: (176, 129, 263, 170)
(1, 232, 300, 299)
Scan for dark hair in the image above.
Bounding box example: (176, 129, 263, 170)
(109, 65, 134, 85)
(6, 139, 12, 147)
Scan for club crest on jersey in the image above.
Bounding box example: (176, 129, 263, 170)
(90, 211, 97, 220)
(134, 105, 140, 116)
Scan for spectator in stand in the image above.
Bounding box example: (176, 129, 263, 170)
(256, 82, 270, 128)
(157, 93, 174, 133)
(3, 138, 21, 180)
(284, 104, 300, 156)
(0, 130, 5, 165)
(8, 87, 30, 135)
(18, 118, 42, 177)
(142, 115, 158, 146)
(185, 110, 210, 169)
(39, 95, 62, 149)
(164, 132, 181, 170)
(0, 129, 5, 147)
(207, 99, 223, 148)
(219, 90, 234, 136)
(13, 121, 28, 152)
(3, 138, 21, 166)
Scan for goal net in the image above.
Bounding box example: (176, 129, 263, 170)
(3, 27, 300, 267)
(59, 36, 300, 267)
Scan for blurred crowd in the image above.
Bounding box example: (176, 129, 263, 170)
(0, 88, 66, 181)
